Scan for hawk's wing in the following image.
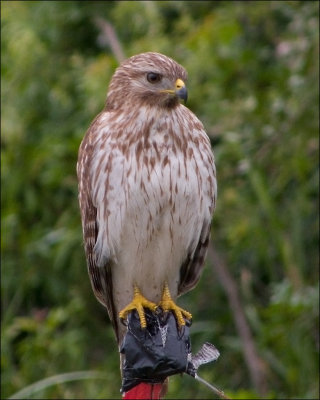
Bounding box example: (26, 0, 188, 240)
(177, 123, 216, 297)
(77, 113, 120, 342)
(177, 222, 211, 296)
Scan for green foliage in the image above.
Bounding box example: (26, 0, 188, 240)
(2, 1, 319, 399)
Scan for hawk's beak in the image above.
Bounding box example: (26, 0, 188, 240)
(175, 79, 188, 103)
(160, 78, 188, 103)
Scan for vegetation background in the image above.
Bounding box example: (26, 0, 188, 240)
(1, 1, 319, 399)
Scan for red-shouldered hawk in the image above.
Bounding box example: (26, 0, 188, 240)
(77, 52, 217, 345)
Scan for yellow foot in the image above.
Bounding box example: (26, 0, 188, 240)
(159, 283, 192, 326)
(119, 285, 157, 329)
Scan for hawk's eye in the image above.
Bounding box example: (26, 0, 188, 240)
(147, 72, 162, 84)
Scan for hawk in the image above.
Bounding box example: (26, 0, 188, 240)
(77, 52, 217, 346)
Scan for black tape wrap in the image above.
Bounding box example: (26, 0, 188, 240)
(120, 308, 192, 392)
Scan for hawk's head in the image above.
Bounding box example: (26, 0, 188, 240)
(105, 52, 188, 110)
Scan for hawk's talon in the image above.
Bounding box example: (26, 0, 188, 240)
(159, 282, 192, 327)
(118, 285, 157, 329)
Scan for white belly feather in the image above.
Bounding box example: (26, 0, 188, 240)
(114, 158, 205, 312)
(91, 106, 216, 314)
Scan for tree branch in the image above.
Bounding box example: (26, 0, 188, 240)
(208, 243, 268, 396)
(94, 17, 126, 64)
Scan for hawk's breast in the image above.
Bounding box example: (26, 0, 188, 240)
(91, 106, 216, 313)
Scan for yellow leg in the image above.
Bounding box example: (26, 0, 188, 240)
(159, 282, 192, 326)
(118, 285, 157, 328)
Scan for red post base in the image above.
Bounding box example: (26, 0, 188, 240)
(122, 382, 164, 399)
